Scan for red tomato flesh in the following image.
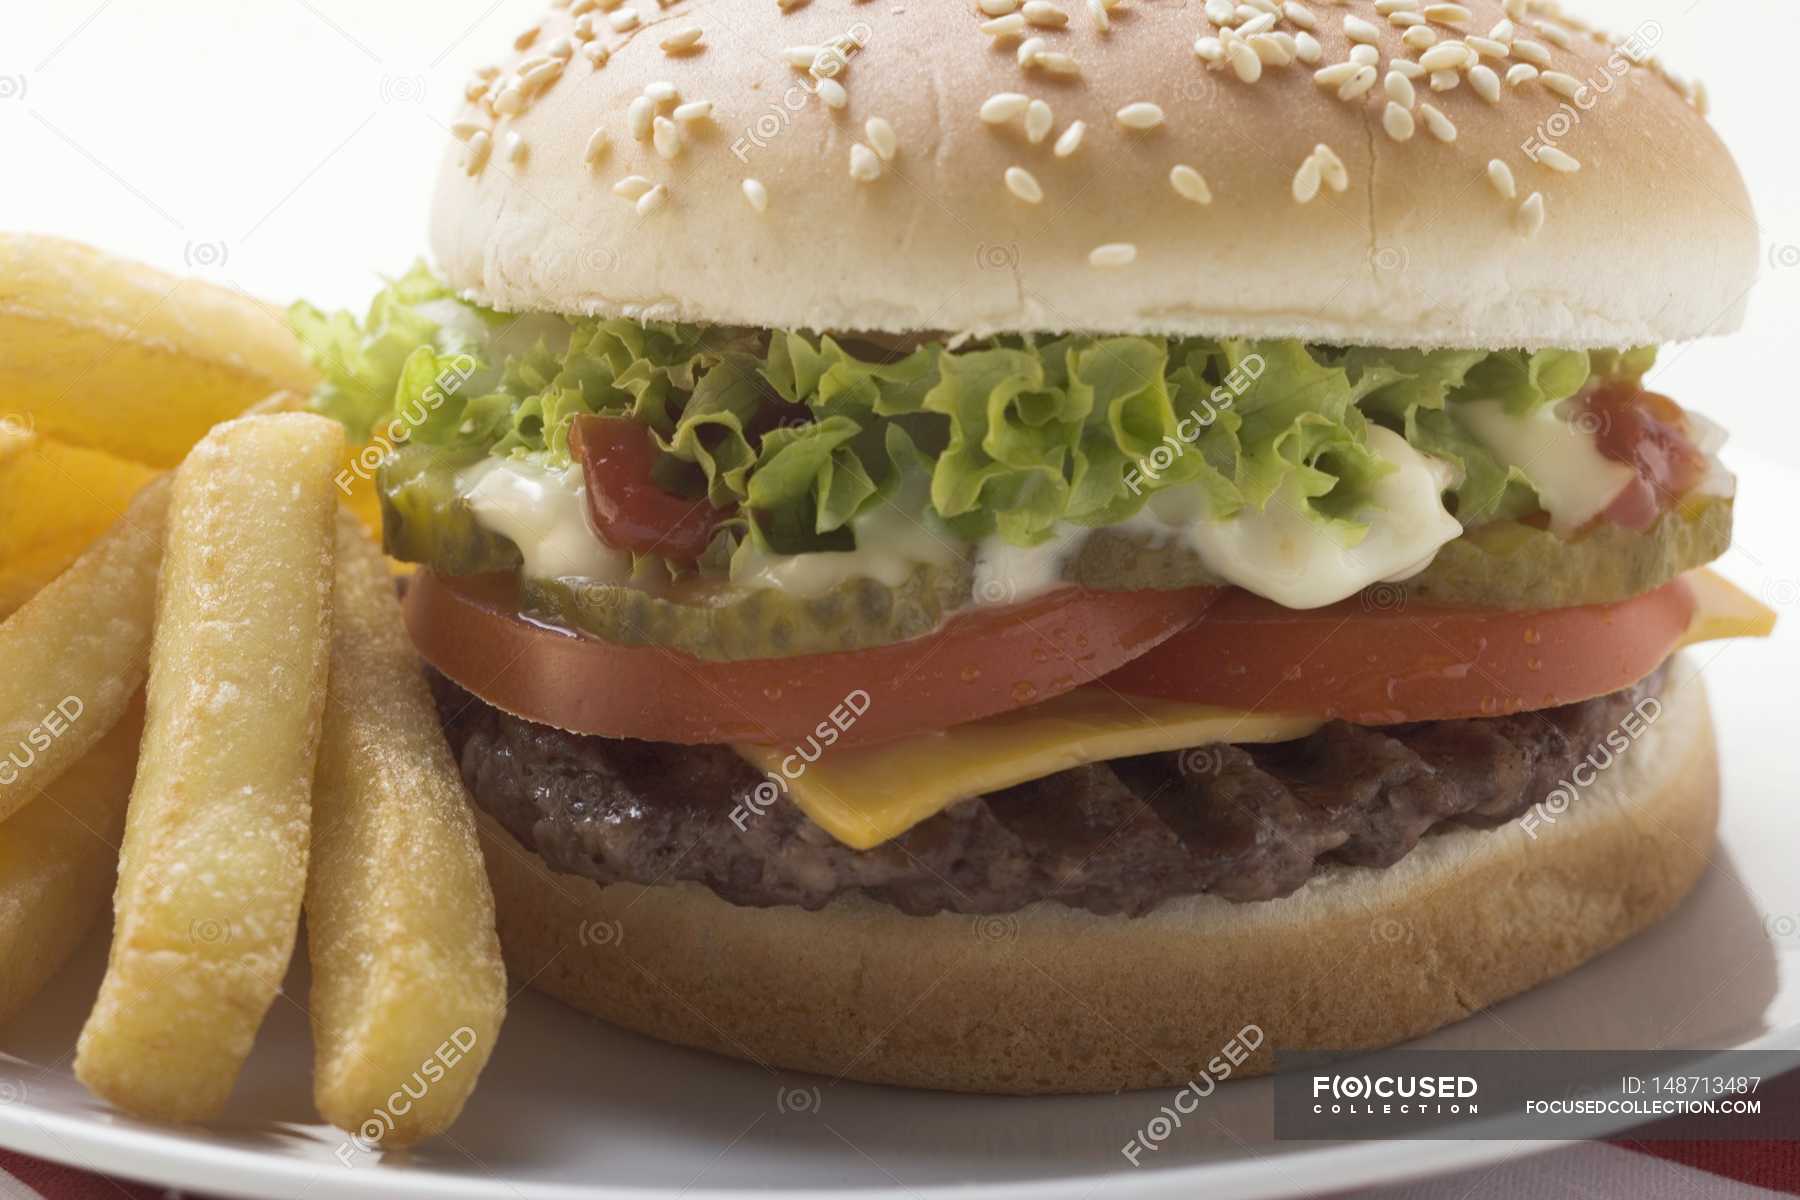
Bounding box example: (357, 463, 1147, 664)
(404, 571, 1221, 747)
(1102, 578, 1697, 724)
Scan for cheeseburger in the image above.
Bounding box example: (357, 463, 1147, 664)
(294, 0, 1775, 1092)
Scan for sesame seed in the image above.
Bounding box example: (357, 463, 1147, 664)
(644, 80, 680, 103)
(1313, 142, 1347, 191)
(1402, 24, 1438, 48)
(1089, 0, 1111, 32)
(1344, 15, 1381, 43)
(1053, 120, 1087, 156)
(573, 14, 599, 39)
(849, 143, 883, 181)
(613, 175, 652, 199)
(1511, 38, 1550, 65)
(1238, 11, 1277, 35)
(1349, 43, 1380, 66)
(1429, 69, 1458, 91)
(636, 184, 667, 216)
(1170, 163, 1212, 203)
(1205, 0, 1235, 23)
(674, 100, 713, 123)
(1313, 61, 1359, 87)
(817, 77, 848, 108)
(583, 128, 611, 164)
(464, 130, 492, 174)
(1535, 21, 1572, 48)
(1518, 191, 1545, 237)
(782, 45, 822, 68)
(1422, 3, 1469, 27)
(450, 119, 487, 141)
(1389, 58, 1425, 78)
(1388, 11, 1423, 26)
(513, 25, 540, 51)
(582, 41, 609, 66)
(652, 115, 682, 159)
(1384, 69, 1415, 106)
(1283, 1, 1316, 29)
(981, 92, 1031, 123)
(503, 130, 527, 165)
(777, 0, 807, 9)
(608, 6, 639, 31)
(1469, 63, 1500, 102)
(1228, 40, 1263, 81)
(1505, 62, 1538, 86)
(1025, 99, 1054, 143)
(1116, 101, 1166, 130)
(628, 96, 654, 140)
(1419, 102, 1456, 141)
(866, 116, 898, 160)
(1382, 100, 1415, 140)
(1338, 64, 1378, 99)
(1022, 0, 1069, 27)
(1488, 19, 1515, 42)
(493, 86, 525, 116)
(1005, 165, 1044, 203)
(1486, 158, 1516, 198)
(1536, 145, 1580, 172)
(1373, 0, 1411, 13)
(1467, 35, 1509, 58)
(1418, 41, 1470, 70)
(1089, 243, 1137, 268)
(982, 13, 1028, 38)
(1194, 36, 1225, 63)
(545, 37, 575, 61)
(1250, 33, 1293, 64)
(1292, 154, 1322, 203)
(1540, 70, 1582, 100)
(660, 26, 702, 52)
(1294, 31, 1322, 62)
(1037, 50, 1082, 75)
(1018, 35, 1047, 65)
(742, 178, 769, 211)
(978, 0, 1021, 13)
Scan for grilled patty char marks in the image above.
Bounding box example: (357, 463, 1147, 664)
(433, 665, 1667, 917)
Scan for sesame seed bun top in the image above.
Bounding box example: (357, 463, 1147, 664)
(429, 0, 1757, 349)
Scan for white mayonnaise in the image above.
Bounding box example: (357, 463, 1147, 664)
(1117, 426, 1464, 609)
(1457, 398, 1635, 534)
(970, 524, 1090, 605)
(457, 456, 632, 582)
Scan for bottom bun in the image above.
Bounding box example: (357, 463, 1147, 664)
(476, 661, 1719, 1094)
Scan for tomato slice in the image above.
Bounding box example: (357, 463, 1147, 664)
(1103, 579, 1698, 724)
(405, 571, 1220, 746)
(569, 415, 730, 562)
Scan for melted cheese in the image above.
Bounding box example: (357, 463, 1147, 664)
(735, 567, 1775, 851)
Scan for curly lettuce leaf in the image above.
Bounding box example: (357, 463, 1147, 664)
(292, 266, 1650, 564)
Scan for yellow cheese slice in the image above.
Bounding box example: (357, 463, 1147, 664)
(736, 568, 1775, 851)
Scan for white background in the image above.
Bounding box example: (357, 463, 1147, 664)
(2, 0, 1794, 464)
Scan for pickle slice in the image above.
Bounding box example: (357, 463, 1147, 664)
(1070, 494, 1731, 609)
(524, 562, 974, 660)
(378, 446, 521, 577)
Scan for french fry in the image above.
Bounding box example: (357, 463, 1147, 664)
(307, 516, 506, 1148)
(0, 699, 143, 1028)
(0, 234, 317, 468)
(0, 429, 158, 617)
(0, 476, 167, 822)
(75, 413, 342, 1123)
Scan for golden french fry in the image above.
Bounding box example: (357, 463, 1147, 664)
(75, 413, 342, 1123)
(0, 477, 167, 822)
(0, 234, 317, 468)
(0, 699, 143, 1028)
(307, 516, 506, 1148)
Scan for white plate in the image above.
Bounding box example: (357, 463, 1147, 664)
(4, 452, 1797, 1200)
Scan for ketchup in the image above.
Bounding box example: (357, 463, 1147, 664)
(1579, 381, 1708, 531)
(569, 415, 733, 562)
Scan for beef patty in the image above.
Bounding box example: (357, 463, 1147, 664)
(433, 664, 1667, 917)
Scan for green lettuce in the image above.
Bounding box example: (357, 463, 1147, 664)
(291, 266, 1651, 564)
